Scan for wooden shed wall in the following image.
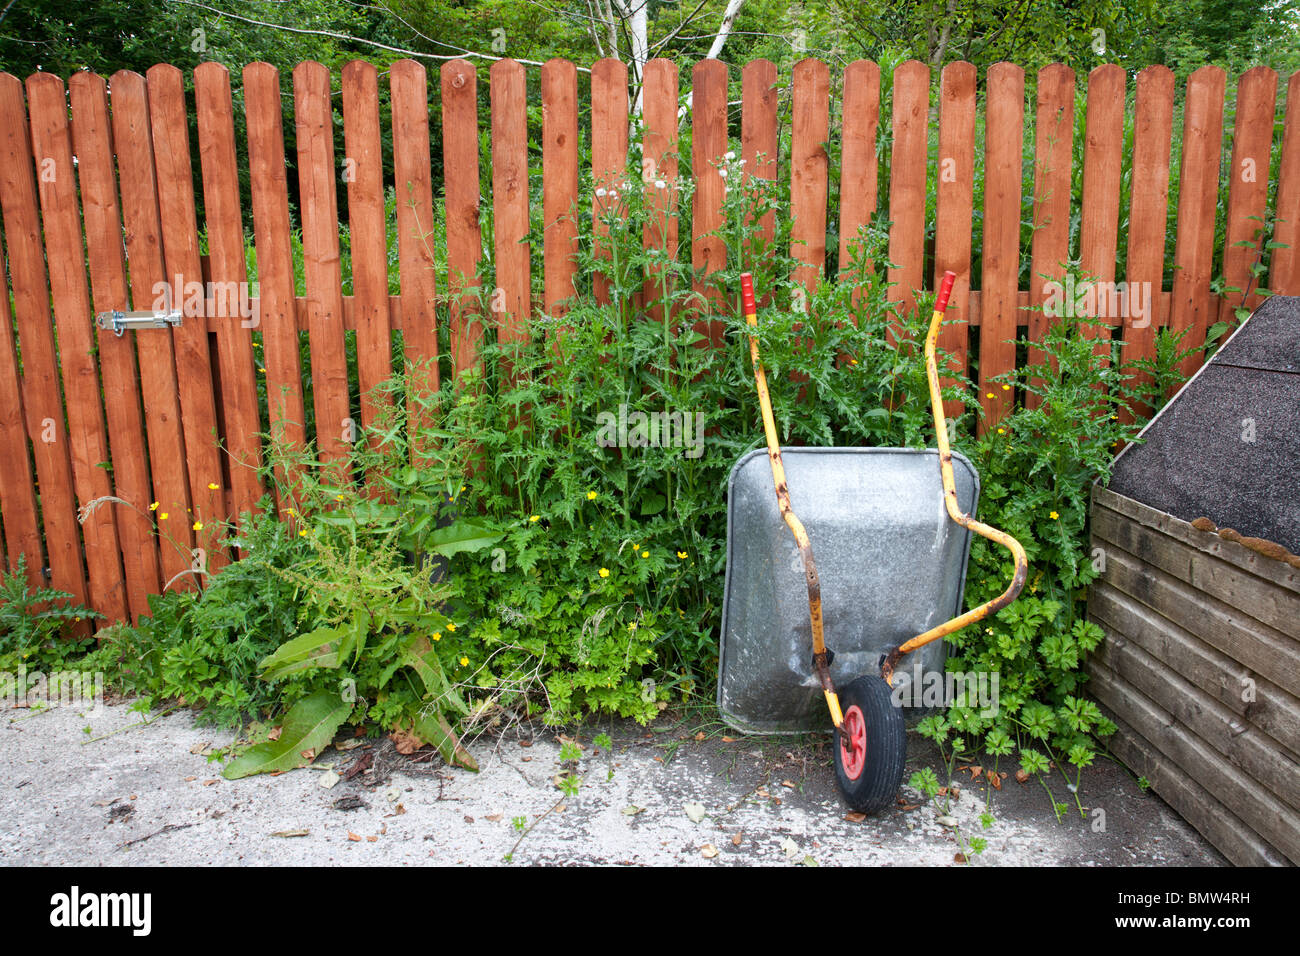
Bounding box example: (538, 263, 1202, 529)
(1088, 485, 1300, 866)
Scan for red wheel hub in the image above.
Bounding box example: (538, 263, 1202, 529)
(839, 704, 867, 780)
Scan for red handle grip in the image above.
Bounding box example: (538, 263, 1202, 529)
(740, 272, 757, 315)
(934, 271, 956, 314)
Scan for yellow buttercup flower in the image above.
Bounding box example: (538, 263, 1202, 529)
(159, 512, 169, 520)
(598, 568, 610, 578)
(985, 392, 994, 399)
(446, 622, 456, 632)
(193, 521, 203, 531)
(459, 657, 469, 667)
(627, 622, 638, 632)
(432, 632, 441, 641)
(1001, 384, 1010, 391)
(641, 551, 649, 559)
(677, 551, 688, 559)
(1049, 510, 1059, 520)
(587, 491, 597, 500)
(207, 482, 219, 490)
(529, 515, 540, 523)
(149, 501, 159, 511)
(299, 529, 308, 537)
(996, 428, 1005, 435)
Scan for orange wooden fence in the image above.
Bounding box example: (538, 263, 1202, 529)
(1, 57, 1298, 628)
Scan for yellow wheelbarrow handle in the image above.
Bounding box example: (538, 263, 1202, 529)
(740, 273, 843, 729)
(880, 271, 1029, 685)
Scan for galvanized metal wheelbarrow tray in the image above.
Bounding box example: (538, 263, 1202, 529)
(718, 445, 980, 734)
(718, 271, 1029, 813)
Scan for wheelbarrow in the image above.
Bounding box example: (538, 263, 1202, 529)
(718, 271, 1028, 813)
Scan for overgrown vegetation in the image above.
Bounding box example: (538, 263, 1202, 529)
(0, 557, 98, 672)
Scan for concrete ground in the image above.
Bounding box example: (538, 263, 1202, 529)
(0, 699, 1224, 866)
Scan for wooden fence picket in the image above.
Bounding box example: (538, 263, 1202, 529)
(145, 64, 227, 573)
(0, 75, 85, 605)
(1219, 67, 1278, 324)
(838, 61, 880, 283)
(978, 63, 1025, 433)
(542, 58, 579, 316)
(69, 72, 163, 616)
(1026, 64, 1075, 407)
(0, 268, 42, 585)
(441, 59, 484, 378)
(489, 59, 531, 351)
(294, 62, 353, 479)
(110, 70, 198, 589)
(1269, 71, 1300, 295)
(194, 62, 266, 530)
(790, 58, 830, 296)
(934, 60, 976, 419)
(741, 59, 778, 254)
(592, 59, 629, 307)
(1120, 66, 1176, 423)
(1169, 66, 1227, 379)
(342, 60, 394, 439)
(887, 60, 929, 316)
(26, 73, 128, 623)
(641, 58, 679, 323)
(244, 62, 308, 501)
(1077, 63, 1127, 373)
(691, 58, 728, 344)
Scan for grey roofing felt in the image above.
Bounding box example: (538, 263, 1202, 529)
(1106, 294, 1300, 555)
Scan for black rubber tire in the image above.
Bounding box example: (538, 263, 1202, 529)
(832, 675, 907, 814)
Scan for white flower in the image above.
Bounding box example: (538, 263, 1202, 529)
(596, 187, 607, 198)
(609, 189, 619, 199)
(654, 179, 666, 189)
(719, 168, 728, 179)
(724, 150, 736, 161)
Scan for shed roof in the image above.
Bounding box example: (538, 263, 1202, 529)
(1106, 295, 1300, 554)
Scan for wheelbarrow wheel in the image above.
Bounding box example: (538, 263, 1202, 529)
(833, 675, 906, 814)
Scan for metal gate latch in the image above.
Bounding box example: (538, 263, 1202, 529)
(95, 310, 183, 337)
